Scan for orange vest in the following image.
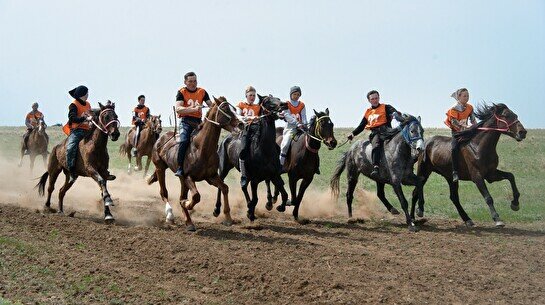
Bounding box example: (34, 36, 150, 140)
(178, 87, 207, 119)
(287, 101, 305, 123)
(444, 104, 474, 130)
(133, 105, 149, 124)
(364, 103, 388, 129)
(238, 101, 261, 117)
(63, 100, 91, 135)
(26, 111, 43, 127)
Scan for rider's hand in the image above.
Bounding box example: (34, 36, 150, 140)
(297, 123, 305, 130)
(85, 115, 93, 122)
(347, 133, 354, 141)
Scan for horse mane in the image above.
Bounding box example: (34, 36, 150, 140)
(453, 103, 506, 141)
(382, 114, 417, 139)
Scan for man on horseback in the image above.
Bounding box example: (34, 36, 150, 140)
(347, 90, 403, 178)
(237, 85, 262, 187)
(279, 86, 307, 167)
(444, 88, 477, 182)
(23, 102, 46, 155)
(175, 71, 212, 177)
(131, 94, 151, 157)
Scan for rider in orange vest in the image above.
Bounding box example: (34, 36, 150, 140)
(445, 88, 477, 182)
(279, 86, 307, 166)
(23, 102, 47, 154)
(237, 85, 262, 187)
(131, 94, 151, 157)
(347, 90, 403, 178)
(174, 72, 212, 177)
(66, 85, 93, 183)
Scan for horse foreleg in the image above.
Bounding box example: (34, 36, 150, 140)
(293, 177, 313, 222)
(29, 154, 36, 172)
(127, 153, 133, 174)
(474, 177, 504, 227)
(207, 175, 233, 226)
(143, 156, 152, 178)
(274, 174, 291, 213)
(377, 181, 399, 215)
(265, 180, 274, 210)
(135, 155, 142, 171)
(392, 183, 417, 232)
(183, 177, 200, 210)
(246, 180, 259, 222)
(178, 178, 195, 231)
(446, 179, 473, 226)
(91, 172, 115, 223)
(486, 169, 520, 211)
(346, 172, 359, 219)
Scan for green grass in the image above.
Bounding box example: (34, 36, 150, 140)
(2, 126, 544, 224)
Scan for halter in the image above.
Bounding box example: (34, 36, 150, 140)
(204, 101, 234, 126)
(401, 119, 424, 144)
(305, 115, 331, 153)
(92, 108, 120, 134)
(477, 113, 519, 132)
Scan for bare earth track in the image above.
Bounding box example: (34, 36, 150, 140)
(1, 202, 544, 305)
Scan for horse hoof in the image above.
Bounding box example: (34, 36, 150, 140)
(57, 210, 64, 216)
(408, 225, 419, 232)
(222, 219, 233, 226)
(265, 202, 273, 211)
(495, 220, 505, 228)
(212, 209, 220, 218)
(272, 197, 278, 204)
(186, 224, 196, 232)
(104, 215, 115, 224)
(297, 218, 310, 225)
(511, 203, 520, 211)
(389, 207, 400, 215)
(246, 212, 256, 222)
(276, 205, 286, 213)
(183, 200, 193, 210)
(416, 208, 424, 218)
(43, 206, 56, 214)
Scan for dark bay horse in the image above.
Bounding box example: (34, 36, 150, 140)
(119, 115, 163, 177)
(148, 97, 241, 231)
(330, 115, 425, 232)
(411, 103, 526, 227)
(215, 94, 289, 221)
(272, 109, 338, 222)
(19, 118, 49, 171)
(36, 102, 121, 223)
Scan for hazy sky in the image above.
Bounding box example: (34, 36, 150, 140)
(1, 0, 544, 128)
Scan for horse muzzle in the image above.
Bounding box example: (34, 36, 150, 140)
(325, 138, 337, 150)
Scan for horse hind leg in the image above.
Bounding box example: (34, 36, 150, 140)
(44, 168, 62, 212)
(155, 168, 174, 224)
(58, 172, 76, 214)
(447, 179, 473, 227)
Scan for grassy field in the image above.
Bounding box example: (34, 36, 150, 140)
(1, 125, 544, 224)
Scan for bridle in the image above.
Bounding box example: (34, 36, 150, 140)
(91, 108, 120, 134)
(401, 119, 424, 145)
(305, 115, 332, 153)
(477, 113, 519, 133)
(204, 101, 235, 126)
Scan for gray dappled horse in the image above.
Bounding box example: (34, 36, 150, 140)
(331, 115, 425, 232)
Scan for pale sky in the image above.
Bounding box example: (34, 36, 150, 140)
(1, 0, 544, 128)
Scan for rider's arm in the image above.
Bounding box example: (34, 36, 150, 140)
(351, 117, 368, 137)
(299, 107, 308, 125)
(450, 118, 463, 132)
(469, 111, 477, 125)
(283, 110, 299, 126)
(25, 114, 32, 129)
(175, 92, 200, 115)
(386, 105, 403, 122)
(68, 104, 86, 124)
(202, 91, 212, 107)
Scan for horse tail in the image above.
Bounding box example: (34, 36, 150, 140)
(330, 151, 348, 199)
(147, 171, 157, 185)
(119, 143, 128, 157)
(36, 172, 49, 196)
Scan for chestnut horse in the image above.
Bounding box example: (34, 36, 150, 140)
(36, 102, 121, 223)
(119, 115, 163, 177)
(19, 118, 49, 171)
(148, 97, 241, 231)
(411, 103, 527, 227)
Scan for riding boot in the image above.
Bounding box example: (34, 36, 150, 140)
(371, 147, 381, 178)
(23, 132, 30, 155)
(239, 158, 248, 188)
(132, 127, 140, 157)
(451, 138, 460, 182)
(68, 167, 78, 184)
(175, 141, 189, 177)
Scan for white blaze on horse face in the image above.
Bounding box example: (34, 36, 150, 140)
(416, 139, 424, 152)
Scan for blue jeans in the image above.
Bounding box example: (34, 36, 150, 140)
(66, 128, 86, 171)
(177, 118, 201, 167)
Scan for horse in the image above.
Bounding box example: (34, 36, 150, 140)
(119, 115, 163, 177)
(330, 115, 425, 232)
(19, 118, 49, 171)
(214, 94, 290, 221)
(36, 102, 121, 223)
(271, 109, 338, 222)
(411, 103, 527, 227)
(147, 96, 241, 231)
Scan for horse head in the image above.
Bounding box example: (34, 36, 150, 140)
(478, 103, 527, 141)
(91, 101, 121, 141)
(36, 118, 46, 135)
(208, 96, 242, 132)
(258, 94, 288, 118)
(149, 115, 163, 135)
(398, 114, 425, 159)
(310, 108, 337, 150)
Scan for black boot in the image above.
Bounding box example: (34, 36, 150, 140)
(175, 167, 184, 177)
(68, 168, 78, 184)
(239, 158, 248, 188)
(370, 165, 380, 178)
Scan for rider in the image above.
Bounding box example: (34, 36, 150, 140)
(174, 71, 212, 177)
(66, 85, 93, 183)
(347, 90, 403, 178)
(23, 102, 46, 155)
(131, 94, 150, 157)
(237, 85, 262, 187)
(279, 86, 307, 167)
(444, 88, 477, 182)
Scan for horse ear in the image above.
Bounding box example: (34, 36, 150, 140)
(111, 102, 115, 109)
(313, 109, 318, 116)
(213, 96, 220, 105)
(325, 108, 329, 115)
(257, 94, 264, 103)
(158, 114, 161, 118)
(98, 102, 105, 110)
(417, 116, 421, 123)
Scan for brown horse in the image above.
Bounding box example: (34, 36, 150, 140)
(271, 109, 337, 221)
(411, 103, 527, 227)
(148, 96, 241, 231)
(19, 118, 49, 171)
(119, 115, 163, 177)
(36, 102, 121, 223)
